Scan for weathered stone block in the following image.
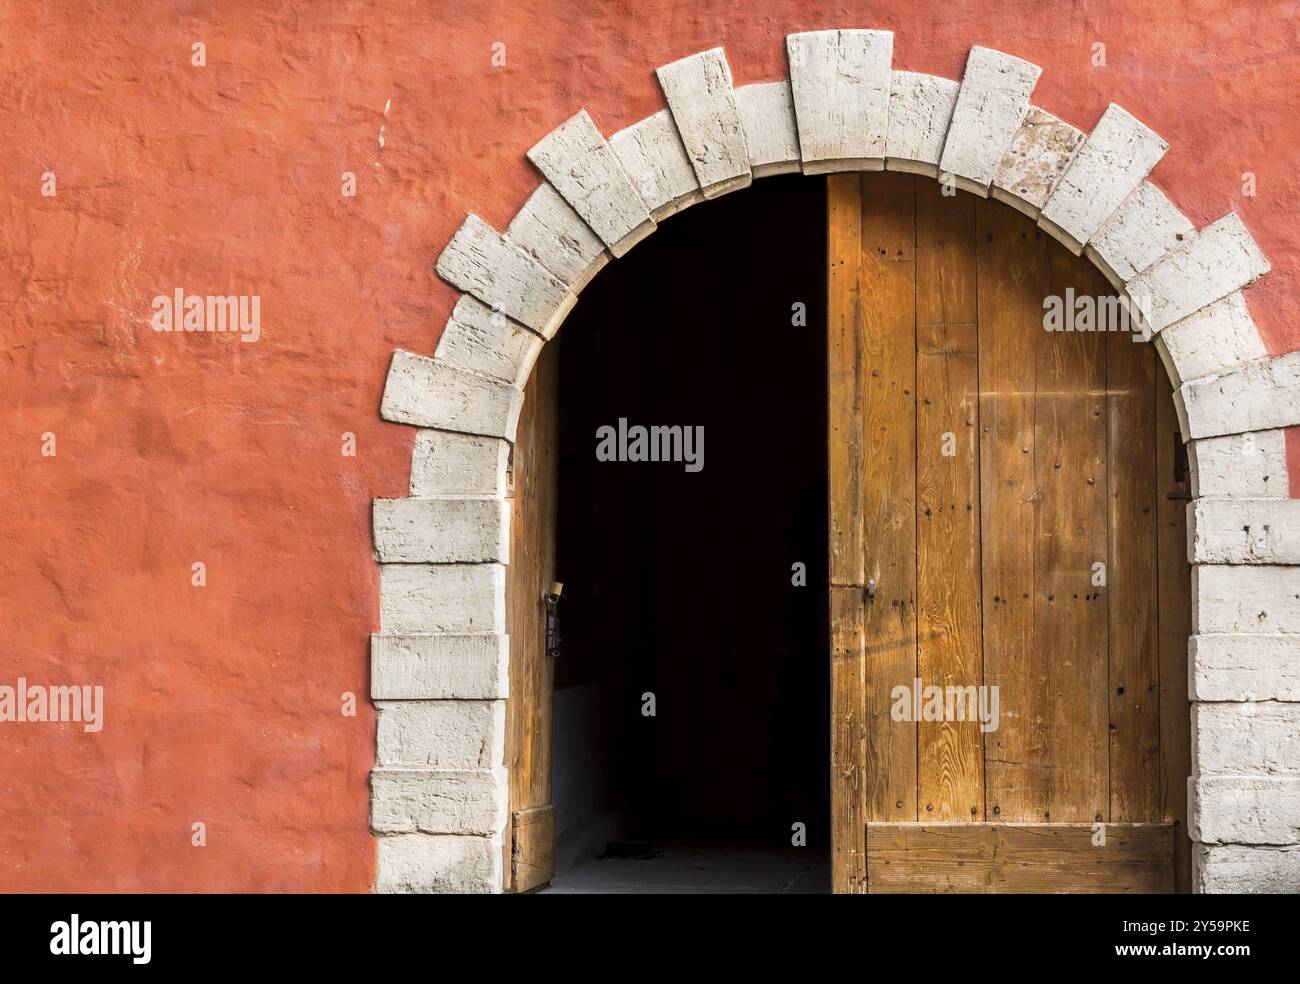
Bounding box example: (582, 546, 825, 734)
(1177, 352, 1300, 440)
(609, 110, 703, 220)
(884, 71, 959, 177)
(656, 48, 752, 197)
(380, 351, 524, 441)
(435, 214, 576, 336)
(371, 633, 509, 700)
(409, 430, 510, 498)
(373, 496, 509, 564)
(735, 80, 801, 177)
(787, 29, 893, 174)
(379, 563, 505, 635)
(1193, 702, 1300, 776)
(990, 108, 1084, 216)
(434, 295, 543, 386)
(1195, 844, 1300, 893)
(1086, 181, 1194, 287)
(375, 833, 502, 893)
(1190, 775, 1300, 844)
(1189, 498, 1300, 565)
(375, 700, 506, 769)
(505, 182, 609, 295)
(371, 767, 508, 836)
(939, 46, 1041, 195)
(1192, 564, 1300, 635)
(1156, 291, 1267, 388)
(1190, 634, 1300, 702)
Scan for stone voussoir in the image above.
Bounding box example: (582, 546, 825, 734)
(787, 29, 893, 175)
(884, 71, 959, 177)
(1127, 212, 1271, 336)
(1039, 103, 1169, 254)
(373, 495, 509, 565)
(990, 107, 1085, 217)
(939, 46, 1042, 196)
(1156, 291, 1267, 389)
(1176, 351, 1300, 440)
(656, 47, 752, 197)
(1085, 180, 1194, 289)
(734, 80, 802, 178)
(434, 294, 543, 386)
(435, 213, 576, 336)
(609, 109, 704, 221)
(371, 633, 509, 700)
(505, 181, 610, 296)
(381, 351, 524, 441)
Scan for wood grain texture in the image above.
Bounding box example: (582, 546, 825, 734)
(511, 805, 557, 893)
(1156, 368, 1194, 893)
(866, 822, 1175, 893)
(855, 173, 919, 826)
(1107, 328, 1161, 820)
(828, 174, 868, 892)
(915, 181, 985, 821)
(977, 199, 1052, 821)
(504, 341, 560, 892)
(1037, 240, 1109, 822)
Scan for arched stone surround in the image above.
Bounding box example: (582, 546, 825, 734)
(371, 30, 1300, 893)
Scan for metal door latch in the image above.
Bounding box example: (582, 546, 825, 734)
(544, 581, 564, 658)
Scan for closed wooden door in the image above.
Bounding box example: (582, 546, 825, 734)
(828, 172, 1191, 893)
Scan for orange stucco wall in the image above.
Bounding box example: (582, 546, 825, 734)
(1, 1, 1297, 891)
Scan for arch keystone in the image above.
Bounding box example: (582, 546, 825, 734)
(787, 29, 893, 174)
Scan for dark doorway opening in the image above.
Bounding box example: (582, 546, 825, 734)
(544, 175, 830, 893)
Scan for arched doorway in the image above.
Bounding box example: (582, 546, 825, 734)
(372, 34, 1284, 895)
(499, 172, 1191, 893)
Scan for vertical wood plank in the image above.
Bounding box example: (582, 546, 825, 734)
(856, 172, 919, 826)
(1107, 327, 1161, 821)
(828, 174, 867, 892)
(1037, 241, 1109, 822)
(977, 199, 1050, 822)
(505, 339, 560, 891)
(1156, 368, 1193, 892)
(915, 182, 985, 821)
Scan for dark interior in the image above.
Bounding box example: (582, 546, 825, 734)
(546, 175, 830, 892)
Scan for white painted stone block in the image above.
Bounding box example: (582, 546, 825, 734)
(735, 81, 801, 177)
(609, 110, 704, 220)
(434, 295, 543, 385)
(1189, 430, 1287, 499)
(1086, 181, 1194, 287)
(1127, 213, 1271, 335)
(409, 430, 510, 498)
(1039, 104, 1168, 254)
(990, 108, 1084, 217)
(1193, 565, 1300, 635)
(1189, 498, 1300, 565)
(381, 351, 524, 441)
(1196, 844, 1300, 893)
(371, 633, 509, 700)
(656, 48, 752, 197)
(527, 110, 655, 258)
(1190, 775, 1300, 844)
(373, 496, 509, 564)
(375, 833, 502, 893)
(372, 767, 508, 836)
(939, 46, 1041, 196)
(1156, 292, 1267, 388)
(376, 700, 506, 769)
(505, 181, 609, 295)
(1177, 352, 1300, 440)
(380, 563, 505, 635)
(787, 30, 893, 174)
(1190, 634, 1300, 702)
(435, 214, 576, 337)
(884, 71, 959, 177)
(1193, 702, 1300, 776)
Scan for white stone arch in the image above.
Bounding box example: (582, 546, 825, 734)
(371, 31, 1300, 894)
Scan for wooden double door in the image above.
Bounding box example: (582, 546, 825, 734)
(828, 172, 1191, 893)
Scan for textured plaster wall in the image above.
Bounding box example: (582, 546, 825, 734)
(1, 0, 1297, 891)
